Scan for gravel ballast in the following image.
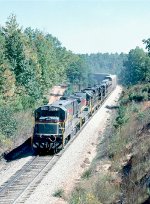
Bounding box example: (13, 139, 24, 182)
(23, 86, 122, 204)
(0, 156, 32, 187)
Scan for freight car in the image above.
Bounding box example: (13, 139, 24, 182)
(32, 74, 117, 153)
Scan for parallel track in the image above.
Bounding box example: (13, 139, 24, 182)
(0, 91, 114, 204)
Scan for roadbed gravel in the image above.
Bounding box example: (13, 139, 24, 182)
(23, 86, 122, 204)
(0, 156, 32, 187)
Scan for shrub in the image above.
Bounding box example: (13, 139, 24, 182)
(53, 188, 64, 198)
(70, 186, 87, 204)
(129, 92, 148, 102)
(0, 134, 13, 151)
(0, 106, 17, 138)
(42, 96, 49, 105)
(93, 174, 120, 203)
(81, 169, 92, 179)
(114, 105, 129, 128)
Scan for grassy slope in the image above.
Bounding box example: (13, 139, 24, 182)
(69, 84, 150, 204)
(0, 110, 34, 155)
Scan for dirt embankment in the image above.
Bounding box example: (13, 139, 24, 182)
(48, 85, 67, 104)
(68, 91, 150, 204)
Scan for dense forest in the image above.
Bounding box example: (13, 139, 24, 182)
(83, 52, 127, 76)
(0, 14, 150, 153)
(83, 46, 150, 85)
(0, 15, 90, 109)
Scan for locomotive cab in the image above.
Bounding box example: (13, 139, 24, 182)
(33, 105, 66, 152)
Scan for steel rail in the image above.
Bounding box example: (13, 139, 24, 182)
(0, 156, 54, 204)
(0, 89, 115, 204)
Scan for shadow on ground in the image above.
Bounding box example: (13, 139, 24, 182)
(3, 138, 33, 161)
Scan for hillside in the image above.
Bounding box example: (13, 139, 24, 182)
(69, 84, 150, 204)
(68, 43, 150, 204)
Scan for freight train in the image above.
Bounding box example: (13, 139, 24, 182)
(32, 74, 117, 153)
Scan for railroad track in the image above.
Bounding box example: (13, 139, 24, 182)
(0, 91, 114, 204)
(0, 133, 83, 204)
(0, 155, 56, 204)
(0, 118, 91, 203)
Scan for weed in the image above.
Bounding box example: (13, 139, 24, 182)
(131, 102, 140, 113)
(81, 169, 92, 179)
(70, 186, 87, 204)
(53, 188, 64, 198)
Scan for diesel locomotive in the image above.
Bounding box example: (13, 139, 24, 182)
(32, 74, 117, 153)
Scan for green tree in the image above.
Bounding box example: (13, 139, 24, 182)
(83, 52, 126, 76)
(121, 47, 150, 85)
(0, 27, 16, 103)
(3, 15, 25, 80)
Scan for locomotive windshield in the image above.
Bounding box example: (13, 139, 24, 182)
(35, 106, 65, 121)
(35, 124, 58, 135)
